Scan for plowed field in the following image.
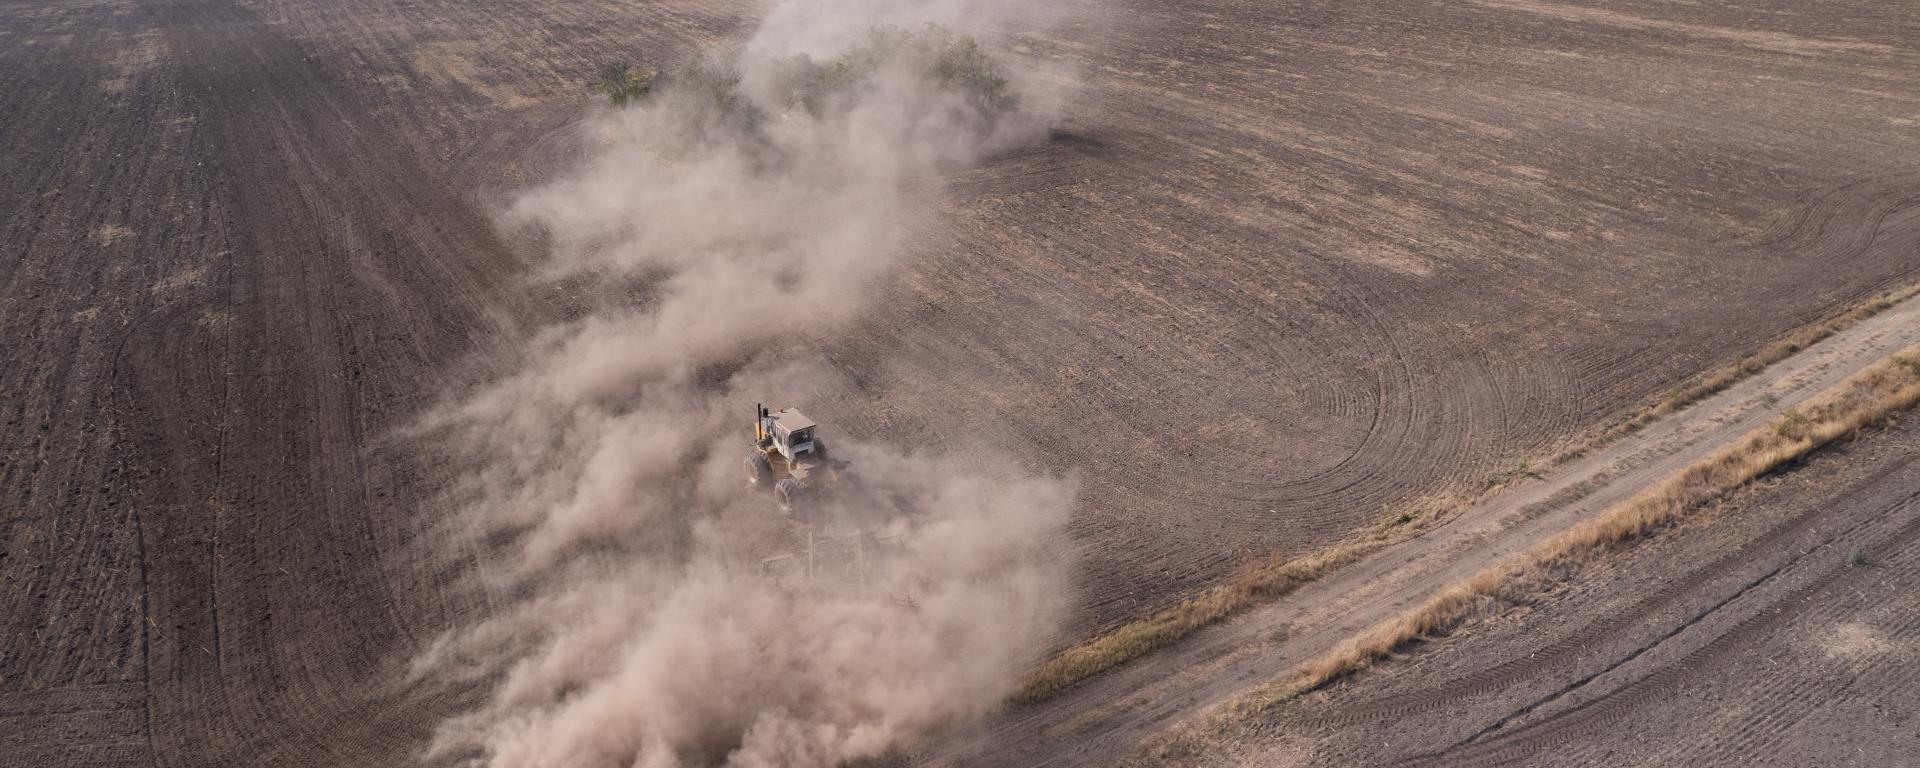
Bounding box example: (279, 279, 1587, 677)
(3, 0, 1917, 765)
(1200, 412, 1920, 768)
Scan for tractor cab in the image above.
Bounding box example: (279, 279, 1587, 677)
(757, 406, 820, 462)
(747, 404, 844, 512)
(768, 408, 818, 461)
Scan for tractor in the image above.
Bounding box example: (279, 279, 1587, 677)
(745, 404, 851, 515)
(743, 404, 916, 603)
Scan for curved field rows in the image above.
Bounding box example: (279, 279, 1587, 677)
(933, 290, 1920, 768)
(815, 0, 1920, 632)
(2, 0, 1919, 765)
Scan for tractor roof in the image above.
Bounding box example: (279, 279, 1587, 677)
(772, 408, 816, 432)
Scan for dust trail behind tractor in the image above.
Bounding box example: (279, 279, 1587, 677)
(760, 528, 920, 608)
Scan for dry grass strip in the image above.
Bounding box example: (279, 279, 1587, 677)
(1131, 343, 1920, 767)
(1288, 340, 1920, 693)
(1013, 531, 1378, 704)
(1012, 481, 1492, 705)
(1012, 284, 1919, 707)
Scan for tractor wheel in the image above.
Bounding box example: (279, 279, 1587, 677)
(745, 451, 772, 487)
(812, 438, 829, 461)
(775, 478, 802, 516)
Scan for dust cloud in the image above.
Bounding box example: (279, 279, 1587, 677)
(411, 3, 1078, 767)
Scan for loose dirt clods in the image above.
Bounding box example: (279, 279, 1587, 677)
(193, 308, 235, 334)
(1817, 622, 1895, 662)
(150, 264, 206, 294)
(90, 224, 132, 246)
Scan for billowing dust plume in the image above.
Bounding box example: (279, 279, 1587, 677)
(412, 5, 1076, 767)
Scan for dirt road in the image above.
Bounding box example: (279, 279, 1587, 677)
(5, 0, 1920, 765)
(930, 291, 1920, 767)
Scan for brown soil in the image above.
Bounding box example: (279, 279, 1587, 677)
(4, 0, 1919, 765)
(1, 0, 748, 764)
(838, 0, 1920, 634)
(926, 293, 1920, 768)
(1174, 405, 1920, 767)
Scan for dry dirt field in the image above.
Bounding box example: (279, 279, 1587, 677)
(929, 291, 1920, 767)
(3, 0, 1918, 765)
(1173, 413, 1920, 767)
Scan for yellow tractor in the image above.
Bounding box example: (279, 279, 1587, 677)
(745, 404, 850, 515)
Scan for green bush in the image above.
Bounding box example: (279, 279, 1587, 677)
(589, 62, 654, 106)
(590, 24, 1019, 122)
(767, 25, 1020, 117)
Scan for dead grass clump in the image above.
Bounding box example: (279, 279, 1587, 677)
(1011, 543, 1355, 704)
(1282, 341, 1920, 695)
(1012, 489, 1483, 705)
(91, 224, 134, 245)
(1290, 578, 1509, 688)
(195, 308, 236, 334)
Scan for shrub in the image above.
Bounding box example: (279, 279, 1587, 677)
(591, 24, 1020, 123)
(589, 62, 654, 106)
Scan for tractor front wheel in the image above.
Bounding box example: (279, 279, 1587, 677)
(746, 450, 773, 488)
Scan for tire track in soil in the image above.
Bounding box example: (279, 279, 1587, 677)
(930, 289, 1920, 768)
(9, 0, 1920, 764)
(1297, 453, 1920, 731)
(82, 0, 523, 765)
(863, 0, 1920, 637)
(1401, 488, 1920, 767)
(1757, 167, 1920, 265)
(1683, 550, 1920, 767)
(1451, 492, 1915, 756)
(0, 2, 218, 760)
(1613, 505, 1920, 767)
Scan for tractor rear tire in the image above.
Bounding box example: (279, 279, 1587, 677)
(775, 478, 802, 516)
(746, 451, 772, 488)
(812, 437, 829, 461)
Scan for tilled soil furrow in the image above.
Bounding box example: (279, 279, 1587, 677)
(1461, 487, 1920, 747)
(1678, 533, 1920, 767)
(9, 0, 1920, 765)
(1401, 490, 1920, 767)
(1300, 457, 1918, 730)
